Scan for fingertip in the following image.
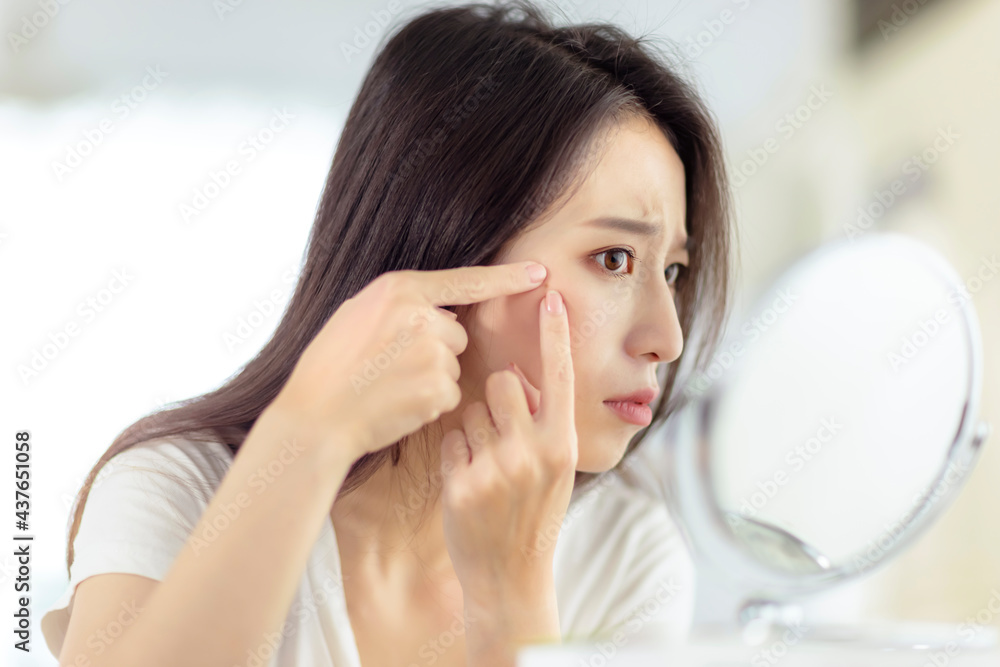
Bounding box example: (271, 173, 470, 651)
(543, 289, 564, 315)
(524, 262, 547, 284)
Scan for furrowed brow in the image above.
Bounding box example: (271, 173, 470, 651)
(586, 216, 690, 253)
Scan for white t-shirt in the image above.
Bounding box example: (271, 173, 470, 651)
(41, 435, 694, 665)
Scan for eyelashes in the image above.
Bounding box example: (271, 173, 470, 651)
(593, 247, 688, 286)
(594, 247, 637, 281)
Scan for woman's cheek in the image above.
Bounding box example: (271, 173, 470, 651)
(563, 287, 610, 351)
(475, 289, 545, 371)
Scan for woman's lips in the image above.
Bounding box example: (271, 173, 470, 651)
(602, 400, 653, 426)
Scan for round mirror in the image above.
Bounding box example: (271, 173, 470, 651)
(635, 231, 991, 628)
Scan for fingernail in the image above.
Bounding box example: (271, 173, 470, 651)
(525, 263, 546, 283)
(545, 289, 563, 314)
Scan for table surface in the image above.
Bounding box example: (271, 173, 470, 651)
(517, 634, 1000, 666)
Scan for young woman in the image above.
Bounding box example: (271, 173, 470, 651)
(42, 1, 733, 665)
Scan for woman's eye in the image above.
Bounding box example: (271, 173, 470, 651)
(665, 262, 687, 287)
(595, 247, 635, 279)
(595, 247, 688, 287)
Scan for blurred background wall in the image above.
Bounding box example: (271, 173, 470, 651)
(2, 0, 997, 663)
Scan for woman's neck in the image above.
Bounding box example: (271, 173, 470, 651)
(330, 418, 456, 581)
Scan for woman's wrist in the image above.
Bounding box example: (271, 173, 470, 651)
(252, 402, 361, 483)
(462, 571, 562, 665)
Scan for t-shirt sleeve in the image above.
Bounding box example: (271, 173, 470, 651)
(40, 437, 232, 659)
(555, 472, 696, 648)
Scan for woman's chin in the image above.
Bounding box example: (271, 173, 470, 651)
(575, 434, 633, 474)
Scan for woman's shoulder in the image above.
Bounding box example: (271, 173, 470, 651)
(74, 433, 238, 543)
(65, 433, 240, 576)
(98, 434, 235, 501)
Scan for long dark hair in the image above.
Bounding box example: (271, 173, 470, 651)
(64, 0, 735, 576)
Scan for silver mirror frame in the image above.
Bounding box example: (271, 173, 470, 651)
(663, 232, 990, 606)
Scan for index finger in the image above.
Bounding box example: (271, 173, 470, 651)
(412, 261, 547, 307)
(537, 289, 575, 427)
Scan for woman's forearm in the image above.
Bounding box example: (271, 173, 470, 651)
(93, 407, 355, 667)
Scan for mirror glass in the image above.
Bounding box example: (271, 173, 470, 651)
(685, 232, 984, 583)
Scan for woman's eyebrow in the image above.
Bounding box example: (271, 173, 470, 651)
(585, 216, 691, 252)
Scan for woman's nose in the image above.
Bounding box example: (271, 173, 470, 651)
(626, 286, 684, 363)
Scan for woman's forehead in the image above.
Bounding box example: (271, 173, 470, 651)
(534, 128, 686, 237)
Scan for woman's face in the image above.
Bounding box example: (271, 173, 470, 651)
(458, 113, 690, 473)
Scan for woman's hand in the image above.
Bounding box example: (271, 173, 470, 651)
(266, 262, 548, 468)
(439, 289, 578, 646)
